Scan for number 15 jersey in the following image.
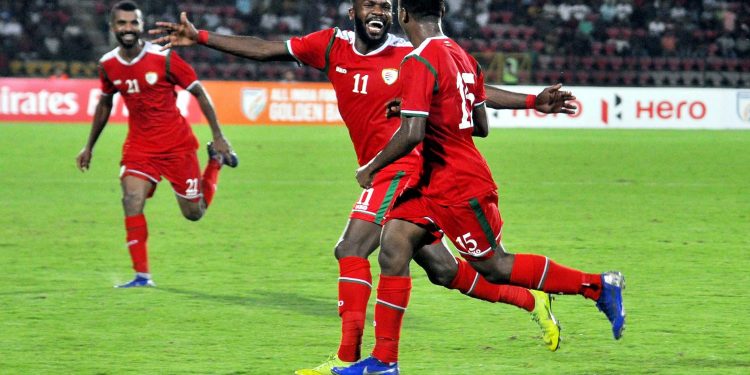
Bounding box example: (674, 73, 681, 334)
(400, 36, 496, 206)
(287, 28, 419, 169)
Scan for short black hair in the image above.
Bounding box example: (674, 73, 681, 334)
(400, 0, 444, 19)
(111, 0, 140, 19)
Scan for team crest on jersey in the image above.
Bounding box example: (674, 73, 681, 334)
(145, 72, 158, 85)
(737, 92, 750, 122)
(382, 69, 398, 85)
(242, 88, 268, 121)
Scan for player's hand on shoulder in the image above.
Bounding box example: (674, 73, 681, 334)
(535, 83, 577, 115)
(149, 12, 199, 51)
(386, 98, 402, 118)
(76, 147, 92, 172)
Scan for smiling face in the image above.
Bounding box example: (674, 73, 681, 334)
(111, 9, 143, 49)
(350, 0, 393, 45)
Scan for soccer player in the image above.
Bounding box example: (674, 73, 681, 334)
(151, 1, 575, 373)
(75, 1, 238, 288)
(336, 1, 626, 373)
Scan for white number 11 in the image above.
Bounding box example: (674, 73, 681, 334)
(353, 74, 369, 94)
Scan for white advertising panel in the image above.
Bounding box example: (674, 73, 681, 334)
(487, 86, 750, 129)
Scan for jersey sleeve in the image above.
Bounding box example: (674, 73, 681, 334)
(98, 64, 117, 96)
(167, 51, 199, 90)
(286, 28, 336, 70)
(399, 55, 437, 118)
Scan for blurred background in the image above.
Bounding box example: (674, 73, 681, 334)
(1, 0, 749, 86)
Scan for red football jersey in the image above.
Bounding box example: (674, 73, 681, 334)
(287, 28, 419, 168)
(99, 42, 199, 155)
(400, 36, 496, 205)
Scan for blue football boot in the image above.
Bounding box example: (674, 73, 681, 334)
(115, 275, 156, 288)
(332, 356, 399, 375)
(596, 271, 626, 339)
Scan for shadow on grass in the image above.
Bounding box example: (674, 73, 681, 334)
(156, 287, 333, 317)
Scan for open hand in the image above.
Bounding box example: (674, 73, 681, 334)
(535, 83, 577, 114)
(149, 12, 199, 51)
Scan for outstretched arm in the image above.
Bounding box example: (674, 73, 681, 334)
(356, 117, 426, 189)
(76, 94, 114, 172)
(485, 83, 577, 114)
(189, 82, 233, 158)
(150, 12, 295, 62)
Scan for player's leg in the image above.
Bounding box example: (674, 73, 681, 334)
(201, 142, 238, 208)
(413, 241, 559, 351)
(161, 152, 206, 221)
(117, 172, 157, 288)
(333, 218, 381, 362)
(334, 219, 428, 375)
(298, 169, 412, 375)
(456, 192, 625, 340)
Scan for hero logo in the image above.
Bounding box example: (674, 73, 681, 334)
(241, 88, 268, 121)
(737, 92, 750, 122)
(601, 94, 623, 125)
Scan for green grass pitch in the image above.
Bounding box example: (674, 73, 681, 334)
(0, 123, 748, 374)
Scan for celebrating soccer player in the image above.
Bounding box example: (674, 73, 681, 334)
(76, 1, 238, 288)
(333, 1, 626, 373)
(152, 1, 576, 373)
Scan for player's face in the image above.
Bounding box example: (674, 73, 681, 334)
(351, 0, 393, 44)
(111, 9, 144, 49)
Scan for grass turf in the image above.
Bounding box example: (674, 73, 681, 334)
(0, 124, 748, 374)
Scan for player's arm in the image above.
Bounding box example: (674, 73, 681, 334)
(188, 82, 233, 157)
(472, 104, 489, 138)
(76, 93, 114, 172)
(485, 83, 577, 114)
(355, 117, 425, 189)
(150, 12, 294, 62)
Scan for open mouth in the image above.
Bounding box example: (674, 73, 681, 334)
(120, 33, 137, 43)
(366, 19, 385, 34)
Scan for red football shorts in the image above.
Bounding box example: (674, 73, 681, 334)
(349, 166, 417, 226)
(386, 189, 503, 261)
(120, 152, 202, 201)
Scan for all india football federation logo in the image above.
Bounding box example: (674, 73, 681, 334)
(242, 88, 268, 121)
(382, 69, 398, 85)
(737, 92, 750, 123)
(144, 72, 158, 85)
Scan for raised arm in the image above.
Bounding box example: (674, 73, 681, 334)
(485, 83, 577, 114)
(355, 117, 426, 189)
(76, 93, 114, 172)
(150, 12, 294, 62)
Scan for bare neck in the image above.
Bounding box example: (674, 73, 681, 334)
(405, 22, 443, 48)
(119, 40, 144, 62)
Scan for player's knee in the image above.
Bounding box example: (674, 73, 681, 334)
(334, 239, 369, 259)
(183, 209, 204, 221)
(122, 192, 145, 213)
(422, 261, 456, 287)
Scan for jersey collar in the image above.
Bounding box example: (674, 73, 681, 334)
(352, 33, 396, 57)
(115, 41, 150, 66)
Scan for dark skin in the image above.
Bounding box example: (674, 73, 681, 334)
(76, 8, 234, 221)
(355, 3, 517, 282)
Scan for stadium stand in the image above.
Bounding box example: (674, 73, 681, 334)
(1, 0, 749, 87)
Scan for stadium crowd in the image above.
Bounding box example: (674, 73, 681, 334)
(1, 0, 749, 86)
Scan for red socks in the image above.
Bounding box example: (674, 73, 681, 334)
(337, 257, 373, 362)
(510, 254, 602, 300)
(201, 159, 222, 207)
(372, 275, 411, 364)
(449, 258, 534, 311)
(125, 214, 148, 273)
